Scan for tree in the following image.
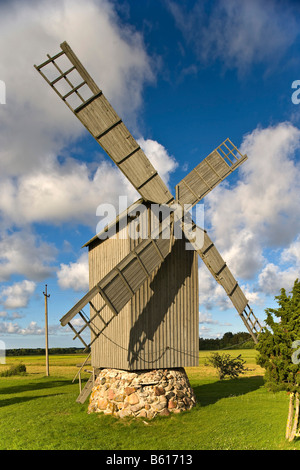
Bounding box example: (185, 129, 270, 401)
(256, 279, 300, 441)
(205, 352, 247, 380)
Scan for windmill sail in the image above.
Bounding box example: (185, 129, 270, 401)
(34, 42, 174, 205)
(60, 222, 174, 351)
(176, 139, 247, 207)
(35, 41, 262, 349)
(181, 219, 262, 342)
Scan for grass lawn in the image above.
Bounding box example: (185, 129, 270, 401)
(0, 350, 298, 450)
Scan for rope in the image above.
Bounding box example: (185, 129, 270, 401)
(75, 310, 253, 362)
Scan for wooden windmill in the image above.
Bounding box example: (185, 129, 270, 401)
(35, 42, 262, 396)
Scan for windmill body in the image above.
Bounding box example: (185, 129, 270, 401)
(34, 42, 263, 405)
(84, 200, 199, 371)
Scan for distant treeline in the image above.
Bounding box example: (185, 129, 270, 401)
(199, 332, 255, 350)
(5, 332, 254, 356)
(6, 347, 85, 356)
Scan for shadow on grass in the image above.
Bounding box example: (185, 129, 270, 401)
(0, 379, 72, 397)
(0, 393, 65, 408)
(193, 376, 264, 407)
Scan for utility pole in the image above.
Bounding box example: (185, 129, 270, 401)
(43, 284, 50, 377)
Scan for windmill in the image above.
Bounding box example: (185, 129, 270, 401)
(35, 42, 262, 404)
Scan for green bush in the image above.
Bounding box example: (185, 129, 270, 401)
(205, 352, 247, 380)
(0, 363, 26, 377)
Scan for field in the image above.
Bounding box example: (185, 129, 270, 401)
(0, 350, 299, 450)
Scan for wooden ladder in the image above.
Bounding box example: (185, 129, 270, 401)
(72, 353, 99, 404)
(76, 371, 98, 404)
(34, 42, 100, 113)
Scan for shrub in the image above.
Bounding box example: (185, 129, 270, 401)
(205, 352, 247, 380)
(0, 363, 26, 377)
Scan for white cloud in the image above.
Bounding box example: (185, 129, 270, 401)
(0, 157, 138, 228)
(219, 229, 265, 280)
(240, 284, 264, 307)
(0, 0, 154, 176)
(137, 138, 178, 187)
(168, 0, 298, 75)
(199, 311, 219, 324)
(197, 121, 300, 309)
(0, 320, 44, 335)
(204, 122, 300, 278)
(0, 280, 36, 309)
(57, 252, 89, 292)
(0, 230, 56, 281)
(0, 311, 23, 319)
(0, 322, 21, 335)
(258, 263, 298, 296)
(256, 234, 300, 296)
(0, 0, 156, 235)
(0, 1, 182, 234)
(281, 235, 300, 267)
(199, 325, 223, 339)
(0, 138, 178, 228)
(198, 264, 231, 312)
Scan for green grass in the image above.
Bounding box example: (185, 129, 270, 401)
(0, 351, 298, 450)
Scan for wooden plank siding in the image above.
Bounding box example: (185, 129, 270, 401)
(88, 206, 199, 370)
(88, 226, 131, 370)
(129, 235, 199, 370)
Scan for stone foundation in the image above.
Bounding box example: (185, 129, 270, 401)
(87, 367, 196, 419)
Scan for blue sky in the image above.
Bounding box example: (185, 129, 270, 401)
(0, 0, 300, 349)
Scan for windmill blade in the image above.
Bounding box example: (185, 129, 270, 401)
(60, 220, 175, 351)
(176, 138, 247, 208)
(181, 216, 262, 343)
(34, 41, 174, 205)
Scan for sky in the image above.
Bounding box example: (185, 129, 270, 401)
(0, 0, 300, 350)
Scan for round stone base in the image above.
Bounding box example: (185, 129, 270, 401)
(87, 367, 196, 419)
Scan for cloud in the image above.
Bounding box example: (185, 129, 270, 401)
(256, 235, 300, 295)
(0, 1, 181, 234)
(0, 0, 155, 235)
(0, 137, 178, 228)
(258, 263, 298, 295)
(0, 230, 57, 281)
(0, 311, 23, 320)
(137, 138, 178, 187)
(0, 0, 154, 176)
(168, 0, 299, 75)
(57, 252, 89, 291)
(204, 122, 300, 277)
(199, 325, 223, 339)
(199, 311, 219, 325)
(0, 157, 139, 228)
(197, 121, 300, 309)
(281, 235, 300, 267)
(0, 320, 43, 335)
(0, 280, 36, 309)
(198, 264, 231, 312)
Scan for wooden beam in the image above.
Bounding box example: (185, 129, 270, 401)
(60, 41, 100, 95)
